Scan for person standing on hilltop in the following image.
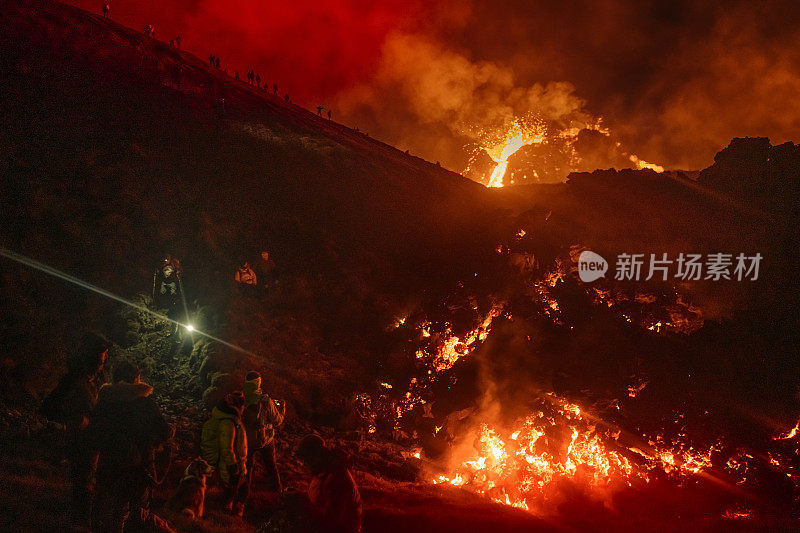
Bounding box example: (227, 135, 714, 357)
(102, 2, 110, 19)
(327, 109, 331, 120)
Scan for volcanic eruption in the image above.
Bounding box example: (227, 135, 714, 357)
(1, 0, 800, 532)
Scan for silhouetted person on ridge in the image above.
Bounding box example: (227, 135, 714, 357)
(317, 106, 323, 116)
(103, 3, 110, 18)
(89, 359, 171, 532)
(40, 332, 111, 525)
(327, 109, 331, 120)
(175, 35, 181, 50)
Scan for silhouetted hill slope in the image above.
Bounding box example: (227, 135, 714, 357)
(0, 0, 508, 396)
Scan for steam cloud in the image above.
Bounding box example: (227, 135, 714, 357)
(335, 32, 602, 178)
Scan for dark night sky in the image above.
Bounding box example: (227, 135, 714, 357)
(66, 0, 800, 171)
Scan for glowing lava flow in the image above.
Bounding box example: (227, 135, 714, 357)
(629, 154, 665, 173)
(469, 116, 666, 187)
(484, 120, 546, 187)
(433, 394, 718, 513)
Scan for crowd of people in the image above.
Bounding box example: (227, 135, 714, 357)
(101, 4, 338, 124)
(40, 330, 362, 532)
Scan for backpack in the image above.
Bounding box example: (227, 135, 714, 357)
(200, 416, 221, 466)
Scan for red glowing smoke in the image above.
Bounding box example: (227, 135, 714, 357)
(66, 0, 427, 101)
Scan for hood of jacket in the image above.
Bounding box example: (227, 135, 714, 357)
(211, 403, 239, 422)
(97, 381, 153, 403)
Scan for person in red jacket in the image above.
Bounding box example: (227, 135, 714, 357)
(296, 435, 362, 533)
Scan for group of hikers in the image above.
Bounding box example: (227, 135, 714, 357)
(101, 3, 335, 124)
(204, 53, 335, 118)
(40, 330, 362, 532)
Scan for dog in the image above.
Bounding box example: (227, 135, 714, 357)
(167, 457, 214, 519)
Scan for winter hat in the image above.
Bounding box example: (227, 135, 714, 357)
(243, 371, 263, 406)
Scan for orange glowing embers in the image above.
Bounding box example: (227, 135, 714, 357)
(434, 394, 720, 513)
(415, 304, 503, 372)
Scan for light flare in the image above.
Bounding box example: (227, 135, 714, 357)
(0, 247, 257, 357)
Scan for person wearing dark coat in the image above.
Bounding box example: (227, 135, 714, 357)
(152, 255, 183, 314)
(296, 435, 362, 533)
(242, 371, 285, 495)
(89, 359, 171, 532)
(39, 332, 110, 524)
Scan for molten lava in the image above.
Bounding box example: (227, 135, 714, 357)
(468, 116, 665, 187)
(629, 154, 665, 173)
(434, 394, 718, 512)
(483, 120, 547, 187)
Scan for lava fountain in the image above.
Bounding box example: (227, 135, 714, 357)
(483, 120, 547, 187)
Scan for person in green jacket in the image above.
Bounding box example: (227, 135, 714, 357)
(201, 391, 248, 516)
(242, 371, 285, 495)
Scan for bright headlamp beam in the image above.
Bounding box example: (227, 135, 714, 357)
(0, 246, 255, 357)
